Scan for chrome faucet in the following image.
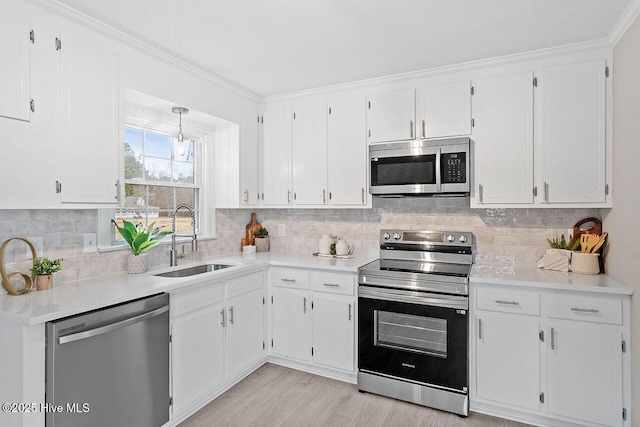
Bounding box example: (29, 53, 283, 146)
(170, 204, 198, 266)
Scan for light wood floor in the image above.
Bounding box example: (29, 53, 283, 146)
(180, 363, 530, 427)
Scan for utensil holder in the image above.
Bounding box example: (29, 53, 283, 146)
(571, 252, 600, 275)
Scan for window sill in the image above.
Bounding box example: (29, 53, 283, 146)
(97, 235, 218, 254)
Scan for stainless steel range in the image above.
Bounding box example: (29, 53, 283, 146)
(358, 229, 476, 416)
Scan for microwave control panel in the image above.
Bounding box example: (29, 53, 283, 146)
(441, 152, 466, 183)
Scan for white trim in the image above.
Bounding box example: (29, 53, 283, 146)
(608, 0, 640, 46)
(25, 0, 260, 102)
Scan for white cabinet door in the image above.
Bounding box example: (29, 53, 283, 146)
(367, 89, 415, 143)
(271, 287, 309, 361)
(241, 104, 260, 206)
(328, 98, 367, 206)
(547, 325, 622, 426)
(311, 294, 354, 371)
(418, 81, 471, 139)
(292, 103, 328, 205)
(472, 71, 534, 205)
(262, 108, 292, 205)
(475, 315, 540, 411)
(171, 305, 224, 414)
(538, 60, 606, 204)
(0, 7, 31, 122)
(60, 32, 119, 204)
(226, 289, 264, 378)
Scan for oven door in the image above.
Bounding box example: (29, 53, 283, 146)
(358, 286, 468, 392)
(369, 147, 441, 195)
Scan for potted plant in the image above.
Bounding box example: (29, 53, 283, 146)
(30, 257, 63, 291)
(111, 219, 172, 273)
(253, 227, 270, 252)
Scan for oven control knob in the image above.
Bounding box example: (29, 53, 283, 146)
(458, 235, 468, 243)
(393, 233, 402, 240)
(446, 234, 456, 243)
(382, 232, 391, 240)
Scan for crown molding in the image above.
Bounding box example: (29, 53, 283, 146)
(608, 0, 640, 46)
(25, 0, 260, 102)
(264, 38, 612, 103)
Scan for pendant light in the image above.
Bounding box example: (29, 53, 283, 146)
(172, 106, 189, 159)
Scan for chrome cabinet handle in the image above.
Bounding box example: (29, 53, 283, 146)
(243, 190, 248, 203)
(544, 182, 549, 203)
(303, 297, 307, 313)
(220, 309, 225, 327)
(495, 300, 520, 306)
(479, 184, 484, 203)
(410, 120, 414, 139)
(58, 306, 168, 345)
(348, 303, 352, 321)
(323, 188, 326, 204)
(323, 283, 340, 287)
(287, 190, 291, 204)
(361, 188, 365, 204)
(422, 120, 426, 138)
(571, 307, 600, 314)
(478, 318, 482, 340)
(229, 306, 234, 325)
(114, 180, 120, 200)
(368, 129, 371, 138)
(550, 327, 555, 350)
(281, 278, 296, 282)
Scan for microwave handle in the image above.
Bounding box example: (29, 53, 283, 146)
(435, 148, 442, 192)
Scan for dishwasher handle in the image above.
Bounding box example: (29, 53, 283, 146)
(58, 305, 169, 345)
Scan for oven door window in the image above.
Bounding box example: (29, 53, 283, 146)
(371, 155, 436, 187)
(359, 296, 468, 391)
(374, 311, 447, 358)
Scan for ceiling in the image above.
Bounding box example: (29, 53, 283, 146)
(56, 0, 633, 97)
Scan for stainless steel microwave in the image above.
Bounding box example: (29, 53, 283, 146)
(369, 137, 470, 196)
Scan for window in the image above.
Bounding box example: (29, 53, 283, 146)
(113, 126, 202, 239)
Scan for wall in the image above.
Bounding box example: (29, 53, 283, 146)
(602, 12, 640, 419)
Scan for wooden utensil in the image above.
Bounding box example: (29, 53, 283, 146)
(580, 234, 590, 253)
(590, 232, 607, 254)
(585, 234, 601, 253)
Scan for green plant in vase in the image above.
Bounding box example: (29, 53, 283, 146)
(30, 257, 63, 291)
(253, 227, 270, 252)
(111, 219, 172, 273)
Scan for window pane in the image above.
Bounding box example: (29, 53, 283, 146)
(173, 161, 194, 184)
(175, 187, 196, 207)
(172, 139, 193, 162)
(145, 132, 171, 159)
(173, 209, 194, 234)
(145, 157, 172, 182)
(124, 154, 144, 180)
(125, 128, 143, 157)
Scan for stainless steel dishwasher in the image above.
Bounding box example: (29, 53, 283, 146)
(46, 293, 170, 427)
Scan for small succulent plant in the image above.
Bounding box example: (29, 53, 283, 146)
(546, 234, 580, 251)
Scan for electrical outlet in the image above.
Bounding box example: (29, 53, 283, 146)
(26, 236, 43, 258)
(84, 233, 97, 253)
(278, 224, 286, 237)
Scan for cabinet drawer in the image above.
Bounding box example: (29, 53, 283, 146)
(476, 288, 540, 316)
(171, 283, 224, 317)
(271, 268, 309, 290)
(546, 294, 622, 325)
(227, 271, 264, 300)
(310, 272, 355, 296)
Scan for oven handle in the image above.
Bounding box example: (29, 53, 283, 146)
(359, 285, 468, 310)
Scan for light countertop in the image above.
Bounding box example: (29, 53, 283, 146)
(0, 252, 631, 325)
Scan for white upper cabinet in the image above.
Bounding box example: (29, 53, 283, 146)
(59, 31, 120, 204)
(262, 107, 292, 205)
(367, 89, 415, 143)
(241, 104, 260, 206)
(417, 81, 471, 139)
(472, 71, 534, 206)
(0, 6, 31, 122)
(327, 98, 367, 206)
(538, 60, 607, 204)
(292, 103, 328, 205)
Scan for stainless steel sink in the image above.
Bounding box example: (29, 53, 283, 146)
(154, 264, 233, 278)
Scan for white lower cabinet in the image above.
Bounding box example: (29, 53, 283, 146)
(171, 304, 225, 414)
(472, 284, 629, 427)
(170, 271, 265, 418)
(311, 294, 354, 371)
(476, 315, 540, 411)
(270, 267, 356, 375)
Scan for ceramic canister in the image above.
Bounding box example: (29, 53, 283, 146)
(318, 234, 333, 255)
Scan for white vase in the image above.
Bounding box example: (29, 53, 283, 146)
(127, 253, 148, 274)
(318, 234, 333, 255)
